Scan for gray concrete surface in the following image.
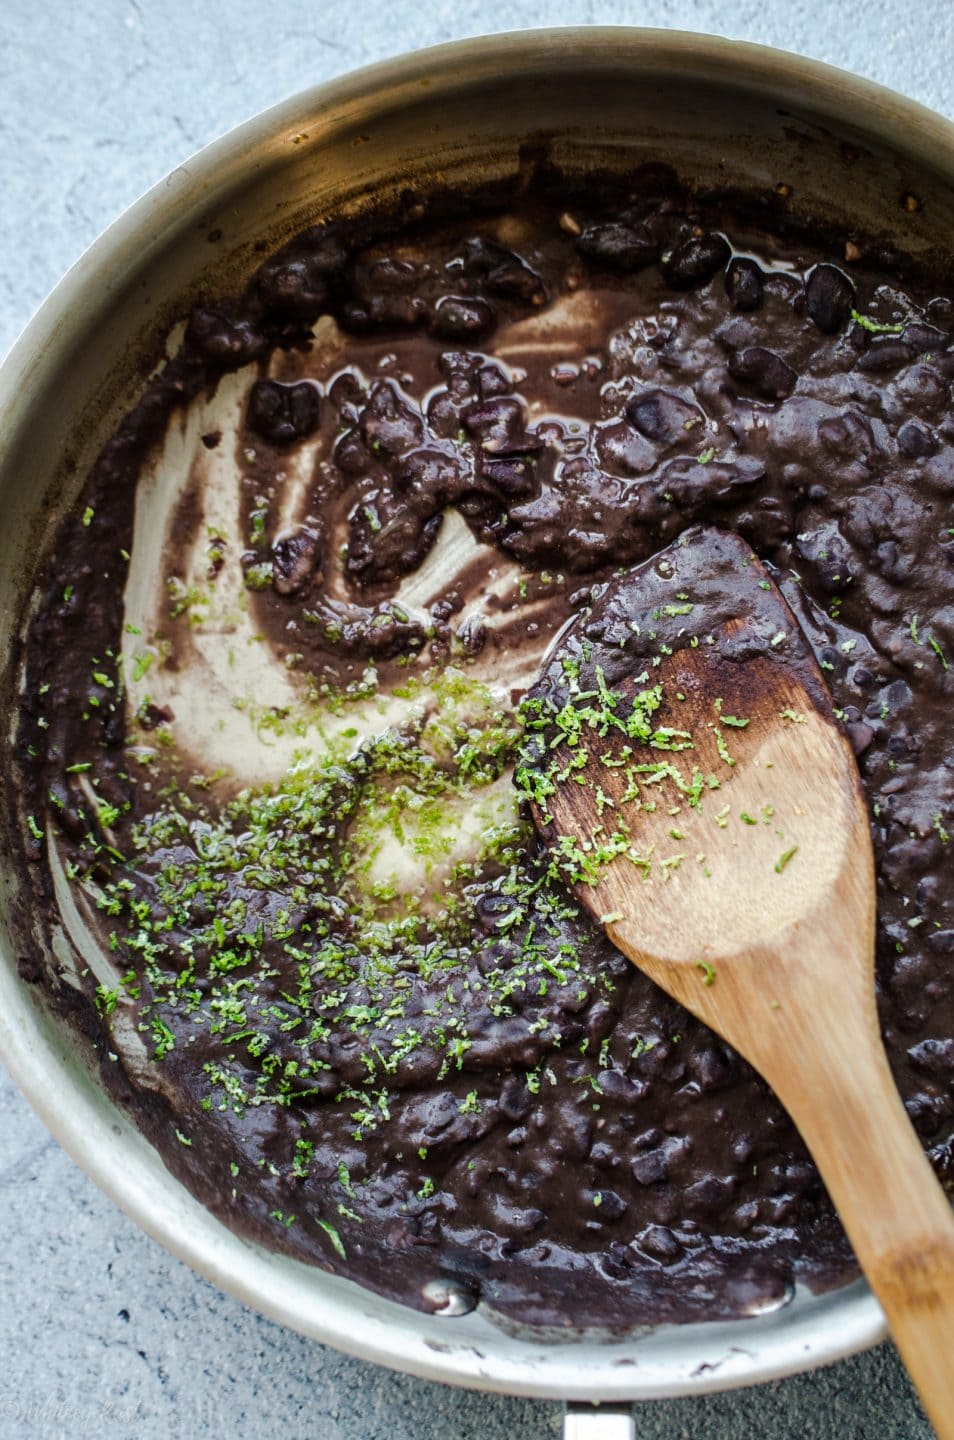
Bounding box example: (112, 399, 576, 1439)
(1, 0, 950, 1435)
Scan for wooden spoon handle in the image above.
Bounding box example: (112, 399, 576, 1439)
(779, 1042, 954, 1439)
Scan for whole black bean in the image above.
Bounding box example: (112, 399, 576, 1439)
(662, 232, 731, 289)
(684, 1176, 736, 1214)
(366, 257, 421, 291)
(270, 527, 319, 595)
(597, 1069, 646, 1105)
(627, 388, 700, 443)
(817, 410, 876, 461)
(577, 221, 659, 272)
(186, 308, 264, 368)
(256, 237, 343, 320)
(634, 1224, 682, 1263)
(805, 263, 855, 333)
(348, 507, 442, 584)
(481, 456, 537, 497)
(477, 362, 512, 398)
(474, 891, 518, 933)
(631, 1135, 687, 1186)
(430, 295, 496, 341)
(855, 338, 916, 372)
(633, 1127, 663, 1151)
(462, 396, 525, 449)
(595, 420, 657, 477)
(727, 346, 797, 399)
(928, 294, 954, 323)
(359, 380, 424, 455)
(898, 420, 937, 458)
(725, 257, 764, 312)
(876, 537, 913, 582)
(328, 370, 365, 409)
(334, 431, 370, 475)
(630, 1148, 668, 1186)
(687, 1043, 735, 1092)
(589, 1189, 628, 1220)
(247, 380, 321, 446)
(884, 678, 912, 709)
(901, 321, 946, 354)
(457, 236, 543, 301)
(393, 447, 462, 501)
(846, 720, 875, 756)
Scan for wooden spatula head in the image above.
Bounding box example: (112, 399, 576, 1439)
(517, 525, 875, 1062)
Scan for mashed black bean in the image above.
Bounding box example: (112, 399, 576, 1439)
(13, 165, 954, 1328)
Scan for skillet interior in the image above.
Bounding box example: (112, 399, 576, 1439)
(1, 28, 953, 1400)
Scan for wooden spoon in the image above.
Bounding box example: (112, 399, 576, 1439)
(519, 526, 954, 1436)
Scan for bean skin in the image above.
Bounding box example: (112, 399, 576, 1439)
(430, 295, 496, 340)
(727, 346, 797, 398)
(725, 257, 764, 312)
(805, 263, 855, 333)
(246, 380, 321, 446)
(577, 220, 659, 272)
(663, 232, 731, 289)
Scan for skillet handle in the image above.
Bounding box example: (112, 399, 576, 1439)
(563, 1402, 635, 1439)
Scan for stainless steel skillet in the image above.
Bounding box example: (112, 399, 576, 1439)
(2, 28, 953, 1436)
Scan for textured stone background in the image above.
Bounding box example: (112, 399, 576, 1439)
(1, 1, 951, 1435)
